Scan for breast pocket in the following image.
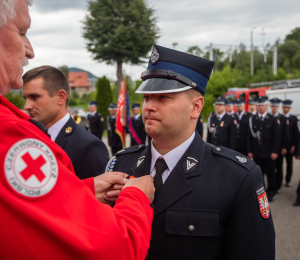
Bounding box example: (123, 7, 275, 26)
(165, 209, 219, 237)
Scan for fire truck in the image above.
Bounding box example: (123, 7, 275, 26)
(224, 78, 300, 117)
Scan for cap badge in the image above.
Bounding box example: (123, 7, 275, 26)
(236, 156, 247, 164)
(150, 46, 160, 65)
(65, 127, 72, 134)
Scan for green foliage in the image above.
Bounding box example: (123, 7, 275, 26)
(82, 0, 159, 65)
(186, 46, 203, 56)
(58, 65, 69, 79)
(4, 91, 25, 109)
(96, 76, 113, 129)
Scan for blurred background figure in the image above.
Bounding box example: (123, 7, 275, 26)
(107, 103, 123, 154)
(129, 103, 146, 146)
(282, 100, 298, 187)
(22, 66, 109, 179)
(293, 126, 300, 206)
(86, 101, 104, 140)
(248, 99, 257, 115)
(235, 99, 250, 156)
(195, 115, 203, 137)
(226, 100, 235, 116)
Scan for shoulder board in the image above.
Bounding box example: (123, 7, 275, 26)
(114, 144, 146, 156)
(211, 146, 255, 171)
(105, 156, 117, 172)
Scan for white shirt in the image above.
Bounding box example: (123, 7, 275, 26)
(284, 113, 290, 118)
(48, 113, 70, 141)
(217, 111, 226, 121)
(133, 114, 141, 120)
(252, 111, 257, 115)
(150, 132, 195, 183)
(90, 111, 97, 116)
(272, 113, 278, 117)
(237, 110, 245, 121)
(258, 111, 268, 121)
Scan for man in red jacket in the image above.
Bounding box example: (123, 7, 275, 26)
(0, 0, 155, 259)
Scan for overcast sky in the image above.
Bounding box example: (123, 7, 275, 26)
(25, 0, 300, 81)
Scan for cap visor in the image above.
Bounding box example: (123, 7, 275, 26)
(135, 78, 192, 94)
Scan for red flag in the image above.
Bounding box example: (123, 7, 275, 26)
(116, 78, 128, 147)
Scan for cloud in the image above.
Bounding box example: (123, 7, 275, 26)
(32, 0, 87, 12)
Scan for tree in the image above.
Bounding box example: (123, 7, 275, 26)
(58, 65, 69, 79)
(186, 46, 203, 56)
(4, 91, 25, 109)
(82, 0, 159, 92)
(96, 76, 112, 129)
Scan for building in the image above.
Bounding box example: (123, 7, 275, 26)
(69, 72, 92, 97)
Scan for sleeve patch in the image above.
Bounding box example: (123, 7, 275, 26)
(105, 156, 117, 172)
(256, 186, 270, 219)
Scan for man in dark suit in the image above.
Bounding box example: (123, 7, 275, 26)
(269, 98, 289, 193)
(195, 115, 203, 137)
(235, 99, 251, 156)
(129, 103, 146, 146)
(107, 103, 123, 154)
(226, 100, 235, 116)
(107, 45, 275, 259)
(22, 66, 109, 179)
(248, 98, 257, 115)
(247, 96, 281, 201)
(282, 100, 298, 187)
(293, 124, 300, 206)
(207, 97, 237, 150)
(86, 101, 104, 140)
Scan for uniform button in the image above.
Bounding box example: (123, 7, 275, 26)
(260, 127, 262, 130)
(188, 225, 195, 232)
(215, 147, 221, 152)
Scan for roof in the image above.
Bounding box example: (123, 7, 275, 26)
(69, 72, 91, 88)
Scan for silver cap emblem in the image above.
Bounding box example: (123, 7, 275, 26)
(150, 46, 160, 65)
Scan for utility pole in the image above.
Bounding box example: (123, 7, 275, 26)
(273, 46, 277, 75)
(261, 28, 267, 63)
(172, 42, 178, 50)
(209, 42, 213, 61)
(228, 46, 232, 63)
(250, 28, 256, 75)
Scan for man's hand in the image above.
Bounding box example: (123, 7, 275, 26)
(94, 172, 128, 204)
(290, 146, 295, 154)
(271, 153, 278, 161)
(123, 175, 155, 202)
(281, 148, 287, 156)
(248, 153, 253, 159)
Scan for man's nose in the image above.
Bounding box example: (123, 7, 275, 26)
(24, 99, 32, 110)
(25, 36, 35, 59)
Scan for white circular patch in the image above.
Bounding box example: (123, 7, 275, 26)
(4, 138, 58, 198)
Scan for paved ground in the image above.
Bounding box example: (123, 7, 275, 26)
(102, 127, 300, 258)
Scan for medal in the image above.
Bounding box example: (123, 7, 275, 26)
(220, 121, 224, 127)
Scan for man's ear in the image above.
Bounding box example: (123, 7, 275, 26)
(191, 95, 204, 119)
(57, 90, 67, 106)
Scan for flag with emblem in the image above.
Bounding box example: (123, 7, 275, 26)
(116, 78, 130, 147)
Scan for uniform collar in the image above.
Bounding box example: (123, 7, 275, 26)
(133, 114, 141, 120)
(48, 113, 70, 141)
(91, 111, 97, 116)
(272, 112, 278, 117)
(258, 111, 267, 120)
(227, 111, 234, 115)
(150, 132, 195, 174)
(217, 111, 226, 120)
(284, 112, 290, 118)
(252, 111, 257, 115)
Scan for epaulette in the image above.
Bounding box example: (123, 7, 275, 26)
(210, 145, 255, 171)
(114, 144, 146, 156)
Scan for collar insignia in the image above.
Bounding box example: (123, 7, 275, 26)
(150, 46, 160, 65)
(134, 156, 146, 170)
(182, 157, 198, 175)
(236, 156, 247, 164)
(65, 127, 72, 134)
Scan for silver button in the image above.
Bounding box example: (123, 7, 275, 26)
(188, 225, 195, 232)
(215, 147, 221, 152)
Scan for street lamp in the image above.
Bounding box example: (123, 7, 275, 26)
(172, 42, 178, 50)
(250, 27, 256, 75)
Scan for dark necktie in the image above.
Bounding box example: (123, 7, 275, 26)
(154, 158, 168, 197)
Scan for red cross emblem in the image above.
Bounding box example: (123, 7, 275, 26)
(20, 152, 46, 182)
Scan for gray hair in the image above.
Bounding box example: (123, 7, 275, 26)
(0, 0, 33, 28)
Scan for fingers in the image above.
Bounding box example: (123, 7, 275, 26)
(106, 190, 121, 198)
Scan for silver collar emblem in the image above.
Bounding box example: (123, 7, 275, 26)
(236, 156, 247, 164)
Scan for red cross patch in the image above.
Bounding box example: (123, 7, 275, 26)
(4, 139, 58, 199)
(256, 186, 270, 219)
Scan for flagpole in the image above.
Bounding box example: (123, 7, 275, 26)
(123, 78, 127, 148)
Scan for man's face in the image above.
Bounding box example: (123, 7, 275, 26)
(270, 105, 279, 115)
(214, 104, 225, 114)
(282, 106, 291, 114)
(236, 105, 245, 113)
(257, 104, 268, 114)
(132, 108, 140, 116)
(109, 109, 116, 116)
(88, 105, 97, 113)
(0, 0, 35, 95)
(22, 78, 60, 128)
(249, 104, 256, 112)
(226, 105, 234, 113)
(142, 91, 200, 139)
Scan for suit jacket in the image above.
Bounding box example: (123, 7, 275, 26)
(285, 114, 298, 149)
(236, 111, 251, 151)
(87, 112, 104, 139)
(130, 115, 146, 146)
(111, 132, 275, 260)
(247, 113, 281, 159)
(207, 113, 237, 150)
(107, 115, 122, 148)
(55, 117, 109, 179)
(272, 113, 289, 150)
(195, 115, 203, 137)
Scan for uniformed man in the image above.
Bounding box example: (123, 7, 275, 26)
(195, 114, 203, 137)
(282, 100, 298, 187)
(0, 0, 155, 258)
(293, 122, 300, 206)
(269, 98, 289, 193)
(226, 100, 235, 116)
(129, 103, 146, 146)
(86, 101, 104, 139)
(235, 99, 251, 156)
(107, 103, 123, 154)
(22, 66, 110, 179)
(107, 45, 275, 259)
(207, 97, 237, 150)
(248, 98, 257, 115)
(247, 96, 281, 201)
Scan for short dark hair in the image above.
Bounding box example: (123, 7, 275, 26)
(22, 65, 70, 106)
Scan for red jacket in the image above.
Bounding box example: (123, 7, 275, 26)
(0, 96, 153, 259)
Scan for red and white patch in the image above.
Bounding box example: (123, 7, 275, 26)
(286, 119, 289, 125)
(277, 119, 280, 125)
(4, 139, 58, 199)
(233, 119, 237, 125)
(101, 117, 104, 122)
(256, 186, 270, 219)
